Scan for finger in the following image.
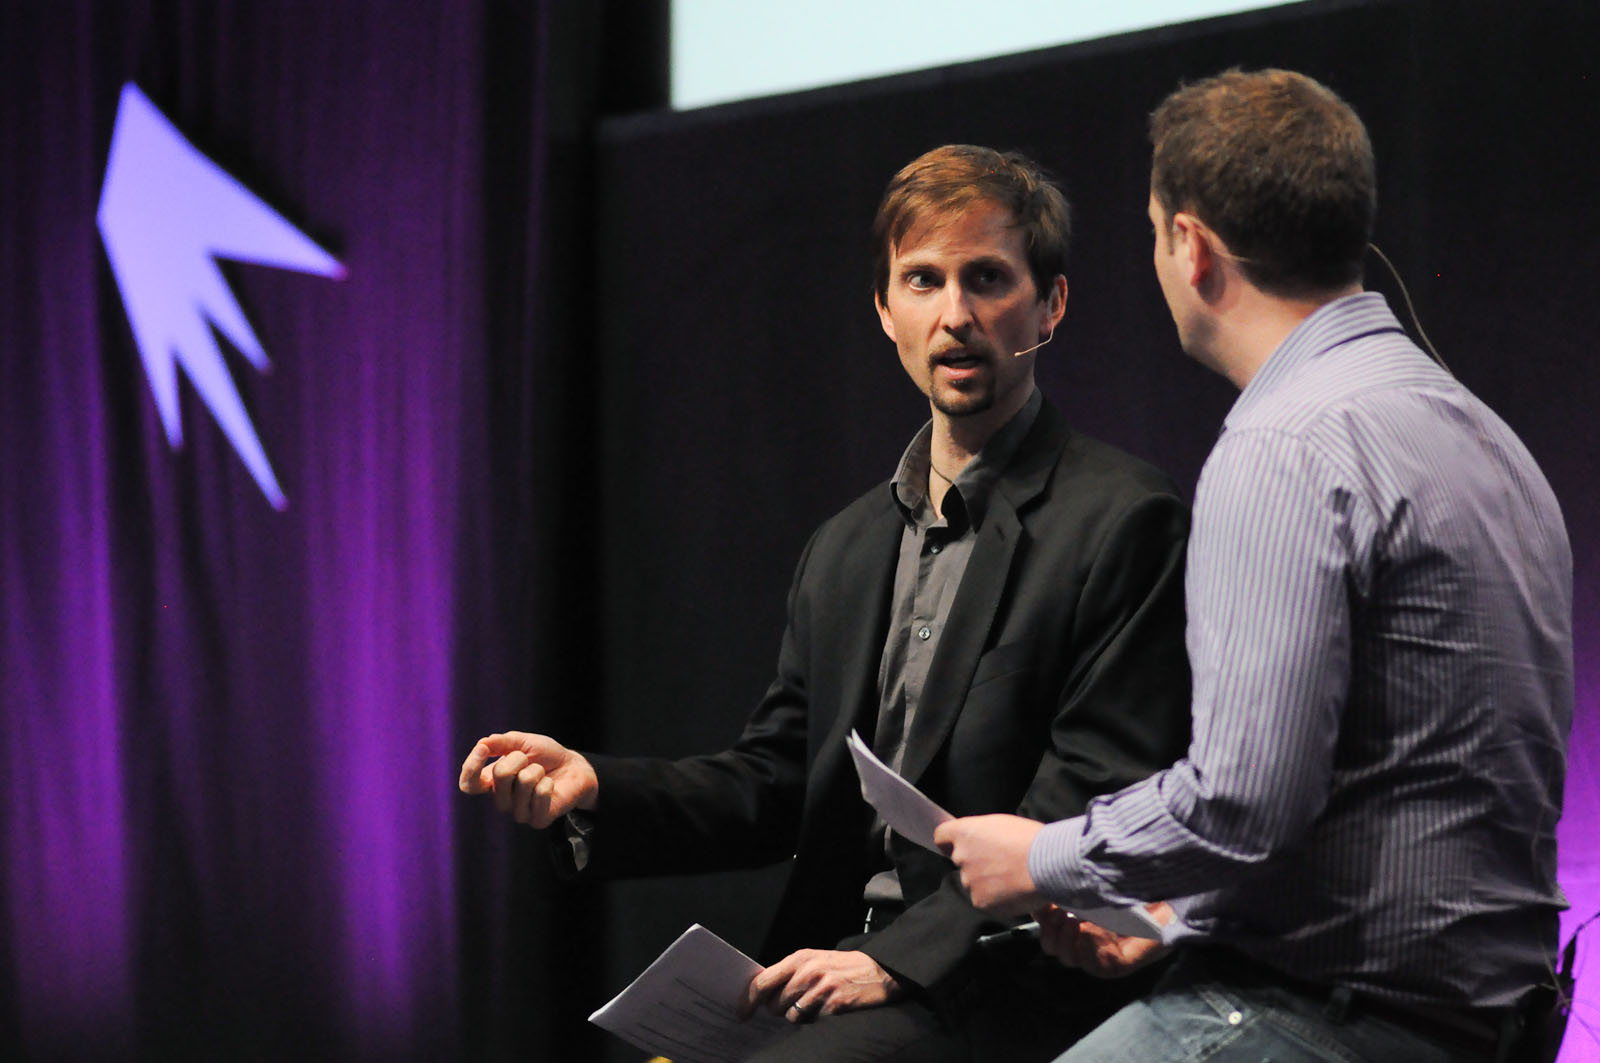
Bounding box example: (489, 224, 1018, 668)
(1084, 923, 1131, 977)
(771, 964, 819, 1016)
(518, 768, 544, 826)
(525, 773, 559, 828)
(1036, 908, 1070, 958)
(1112, 937, 1146, 971)
(1036, 904, 1074, 930)
(490, 752, 529, 814)
(1036, 918, 1059, 957)
(787, 994, 822, 1024)
(932, 820, 958, 856)
(738, 968, 770, 1020)
(1043, 913, 1084, 962)
(489, 749, 528, 783)
(779, 970, 822, 1022)
(489, 752, 528, 810)
(1107, 933, 1166, 976)
(458, 739, 494, 793)
(479, 731, 532, 753)
(512, 763, 547, 825)
(1069, 920, 1101, 972)
(773, 977, 803, 1016)
(461, 732, 545, 791)
(461, 735, 518, 793)
(745, 955, 797, 1017)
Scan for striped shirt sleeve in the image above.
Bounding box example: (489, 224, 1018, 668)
(1030, 426, 1359, 907)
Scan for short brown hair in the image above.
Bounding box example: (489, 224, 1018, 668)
(1150, 69, 1375, 296)
(871, 144, 1070, 303)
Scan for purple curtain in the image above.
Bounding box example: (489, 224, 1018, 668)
(1, 3, 579, 1056)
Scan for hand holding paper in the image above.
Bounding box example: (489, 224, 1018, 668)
(589, 924, 795, 1062)
(932, 812, 1047, 916)
(1036, 902, 1173, 977)
(846, 730, 1162, 940)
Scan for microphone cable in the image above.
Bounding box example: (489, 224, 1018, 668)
(1368, 242, 1449, 375)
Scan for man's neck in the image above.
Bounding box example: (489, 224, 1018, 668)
(926, 388, 1031, 515)
(1213, 285, 1362, 389)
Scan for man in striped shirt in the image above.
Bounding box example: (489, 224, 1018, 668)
(937, 69, 1572, 1062)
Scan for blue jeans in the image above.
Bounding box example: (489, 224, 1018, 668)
(1052, 950, 1496, 1063)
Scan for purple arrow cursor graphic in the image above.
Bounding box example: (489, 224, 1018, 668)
(97, 83, 346, 510)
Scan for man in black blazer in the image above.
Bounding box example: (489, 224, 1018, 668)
(460, 145, 1191, 1061)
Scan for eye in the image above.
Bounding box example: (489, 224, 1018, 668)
(904, 270, 938, 291)
(965, 266, 1008, 292)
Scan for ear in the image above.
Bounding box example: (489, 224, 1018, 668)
(1171, 211, 1216, 290)
(875, 290, 898, 343)
(1043, 275, 1068, 333)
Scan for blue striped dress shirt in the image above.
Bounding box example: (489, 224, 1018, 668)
(1029, 292, 1572, 1008)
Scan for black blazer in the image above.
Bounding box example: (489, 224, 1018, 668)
(582, 399, 1191, 996)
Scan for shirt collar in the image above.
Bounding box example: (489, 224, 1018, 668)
(1225, 291, 1406, 430)
(890, 387, 1043, 530)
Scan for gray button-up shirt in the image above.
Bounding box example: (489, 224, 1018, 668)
(865, 389, 1042, 903)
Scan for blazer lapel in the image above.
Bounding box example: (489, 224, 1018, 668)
(895, 506, 1020, 787)
(896, 404, 1068, 787)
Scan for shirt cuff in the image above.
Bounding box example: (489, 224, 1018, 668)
(553, 810, 595, 876)
(1027, 815, 1102, 908)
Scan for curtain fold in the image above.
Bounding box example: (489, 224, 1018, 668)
(0, 3, 582, 1056)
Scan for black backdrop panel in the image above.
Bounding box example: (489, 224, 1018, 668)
(589, 4, 1600, 1057)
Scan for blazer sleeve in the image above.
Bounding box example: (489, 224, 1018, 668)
(572, 528, 823, 879)
(858, 489, 1192, 993)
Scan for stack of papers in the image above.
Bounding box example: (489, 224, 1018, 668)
(589, 924, 794, 1063)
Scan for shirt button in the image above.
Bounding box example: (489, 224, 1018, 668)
(917, 626, 931, 640)
(929, 543, 942, 554)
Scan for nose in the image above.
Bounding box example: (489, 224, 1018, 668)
(940, 282, 976, 336)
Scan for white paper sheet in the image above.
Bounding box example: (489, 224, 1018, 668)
(1050, 903, 1164, 940)
(845, 729, 1164, 941)
(846, 729, 952, 852)
(588, 923, 795, 1063)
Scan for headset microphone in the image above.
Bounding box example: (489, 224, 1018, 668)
(1013, 324, 1056, 358)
